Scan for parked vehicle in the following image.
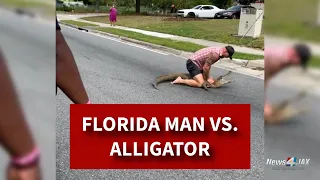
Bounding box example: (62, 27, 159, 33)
(214, 5, 255, 19)
(61, 1, 85, 7)
(176, 5, 224, 18)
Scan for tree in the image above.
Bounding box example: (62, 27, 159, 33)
(140, 0, 152, 7)
(238, 0, 257, 5)
(153, 0, 171, 9)
(121, 0, 135, 11)
(136, 0, 140, 13)
(82, 0, 95, 5)
(211, 0, 233, 9)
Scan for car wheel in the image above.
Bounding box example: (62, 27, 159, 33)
(231, 14, 237, 19)
(187, 12, 195, 18)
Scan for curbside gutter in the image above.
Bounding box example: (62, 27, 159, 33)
(89, 29, 183, 56)
(59, 21, 265, 70)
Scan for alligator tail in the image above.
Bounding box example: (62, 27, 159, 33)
(152, 73, 190, 89)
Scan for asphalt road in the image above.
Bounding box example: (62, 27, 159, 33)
(1, 8, 319, 180)
(57, 25, 320, 180)
(0, 9, 56, 180)
(265, 84, 320, 180)
(56, 25, 264, 179)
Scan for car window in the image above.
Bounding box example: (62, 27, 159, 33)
(227, 6, 242, 11)
(243, 6, 255, 9)
(202, 6, 213, 10)
(192, 5, 202, 9)
(237, 6, 243, 10)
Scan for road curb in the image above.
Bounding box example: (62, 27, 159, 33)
(59, 22, 80, 29)
(120, 37, 182, 55)
(90, 29, 182, 55)
(60, 21, 183, 55)
(59, 22, 265, 69)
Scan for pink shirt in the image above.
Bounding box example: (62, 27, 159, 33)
(190, 47, 220, 70)
(264, 46, 290, 79)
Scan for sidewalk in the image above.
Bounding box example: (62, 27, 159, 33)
(265, 35, 320, 56)
(57, 14, 264, 56)
(271, 67, 320, 97)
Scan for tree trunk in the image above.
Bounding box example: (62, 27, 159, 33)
(136, 0, 140, 13)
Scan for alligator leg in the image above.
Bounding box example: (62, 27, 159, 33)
(214, 79, 234, 88)
(216, 71, 232, 81)
(210, 71, 233, 88)
(202, 81, 212, 91)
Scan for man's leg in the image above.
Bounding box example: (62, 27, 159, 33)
(172, 59, 205, 87)
(56, 30, 89, 104)
(172, 74, 205, 87)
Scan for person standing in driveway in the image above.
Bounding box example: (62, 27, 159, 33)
(109, 5, 117, 26)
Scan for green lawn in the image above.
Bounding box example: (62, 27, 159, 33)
(309, 56, 320, 68)
(2, 0, 54, 17)
(1, 0, 52, 8)
(82, 15, 264, 50)
(95, 27, 264, 60)
(264, 0, 320, 42)
(60, 20, 99, 27)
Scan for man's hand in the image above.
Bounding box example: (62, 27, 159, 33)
(207, 77, 215, 84)
(264, 103, 273, 118)
(7, 164, 41, 180)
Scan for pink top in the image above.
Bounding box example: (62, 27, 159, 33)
(110, 7, 117, 15)
(264, 46, 290, 78)
(190, 47, 220, 70)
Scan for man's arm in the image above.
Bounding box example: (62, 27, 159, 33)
(203, 52, 219, 80)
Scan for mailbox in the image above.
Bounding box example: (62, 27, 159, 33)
(237, 8, 264, 38)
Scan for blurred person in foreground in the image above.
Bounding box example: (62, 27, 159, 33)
(0, 51, 41, 179)
(264, 44, 311, 121)
(56, 18, 91, 104)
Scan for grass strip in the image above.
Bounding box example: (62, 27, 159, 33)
(96, 27, 264, 60)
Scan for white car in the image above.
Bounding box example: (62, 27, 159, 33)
(177, 5, 224, 18)
(64, 1, 85, 7)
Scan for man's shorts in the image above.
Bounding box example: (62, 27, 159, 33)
(186, 59, 203, 78)
(56, 17, 61, 31)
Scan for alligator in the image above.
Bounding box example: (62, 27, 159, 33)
(152, 71, 233, 91)
(265, 91, 308, 124)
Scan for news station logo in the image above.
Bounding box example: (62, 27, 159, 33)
(266, 157, 310, 170)
(285, 157, 297, 167)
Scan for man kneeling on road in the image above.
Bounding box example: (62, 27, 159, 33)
(264, 44, 311, 120)
(172, 46, 235, 87)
